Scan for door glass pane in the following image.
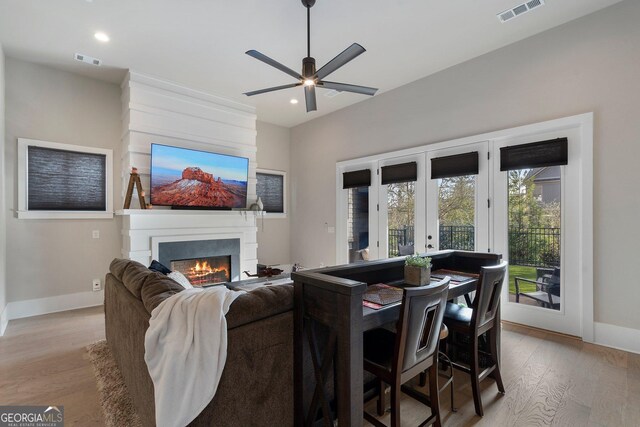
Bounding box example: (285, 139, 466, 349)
(387, 182, 415, 257)
(508, 166, 561, 311)
(347, 187, 369, 263)
(438, 176, 475, 250)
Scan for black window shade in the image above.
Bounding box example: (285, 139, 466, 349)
(256, 172, 284, 213)
(431, 152, 479, 179)
(343, 169, 371, 189)
(381, 162, 417, 185)
(500, 138, 568, 171)
(27, 146, 107, 211)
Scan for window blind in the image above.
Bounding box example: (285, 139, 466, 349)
(381, 162, 417, 185)
(431, 152, 479, 179)
(27, 146, 107, 211)
(342, 169, 371, 189)
(500, 138, 568, 171)
(256, 172, 284, 213)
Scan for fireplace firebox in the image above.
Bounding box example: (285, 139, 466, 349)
(157, 238, 241, 283)
(171, 256, 231, 286)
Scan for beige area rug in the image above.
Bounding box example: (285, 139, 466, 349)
(86, 340, 143, 427)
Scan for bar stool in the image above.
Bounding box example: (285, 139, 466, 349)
(420, 324, 456, 412)
(362, 278, 450, 427)
(443, 261, 508, 417)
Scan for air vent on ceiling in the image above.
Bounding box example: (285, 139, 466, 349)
(74, 53, 102, 66)
(324, 89, 341, 98)
(498, 0, 545, 23)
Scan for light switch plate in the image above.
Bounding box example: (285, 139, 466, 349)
(92, 279, 102, 291)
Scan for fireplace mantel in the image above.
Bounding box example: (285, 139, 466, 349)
(116, 209, 263, 217)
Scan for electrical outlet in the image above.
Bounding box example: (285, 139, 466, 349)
(92, 279, 102, 291)
(92, 230, 100, 239)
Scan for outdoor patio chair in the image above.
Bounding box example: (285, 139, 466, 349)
(514, 267, 560, 309)
(398, 243, 415, 256)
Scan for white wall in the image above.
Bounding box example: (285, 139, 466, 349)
(256, 120, 291, 266)
(4, 58, 122, 307)
(0, 43, 7, 334)
(290, 1, 640, 332)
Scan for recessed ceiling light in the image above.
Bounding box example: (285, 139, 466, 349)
(94, 32, 110, 42)
(290, 99, 299, 104)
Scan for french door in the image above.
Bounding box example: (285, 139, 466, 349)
(493, 128, 582, 336)
(378, 154, 426, 258)
(425, 142, 490, 253)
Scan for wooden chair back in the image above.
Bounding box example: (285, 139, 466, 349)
(471, 261, 508, 332)
(394, 278, 450, 374)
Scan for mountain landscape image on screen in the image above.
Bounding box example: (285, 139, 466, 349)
(150, 144, 248, 208)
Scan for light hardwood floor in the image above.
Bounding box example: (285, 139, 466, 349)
(1, 307, 638, 426)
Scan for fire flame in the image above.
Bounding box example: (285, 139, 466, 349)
(190, 260, 228, 278)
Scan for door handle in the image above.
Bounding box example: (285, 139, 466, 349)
(427, 235, 432, 240)
(427, 244, 434, 249)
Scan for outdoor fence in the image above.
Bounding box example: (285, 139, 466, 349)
(388, 225, 560, 267)
(388, 226, 415, 257)
(439, 225, 475, 251)
(508, 227, 560, 267)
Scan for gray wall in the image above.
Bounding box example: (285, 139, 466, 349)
(0, 43, 6, 325)
(256, 120, 291, 266)
(4, 58, 122, 302)
(290, 0, 640, 331)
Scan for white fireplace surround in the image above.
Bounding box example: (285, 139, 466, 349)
(118, 209, 259, 276)
(117, 72, 260, 276)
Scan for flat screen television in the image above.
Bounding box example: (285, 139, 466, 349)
(150, 143, 249, 209)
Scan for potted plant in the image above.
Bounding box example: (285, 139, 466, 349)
(404, 254, 432, 286)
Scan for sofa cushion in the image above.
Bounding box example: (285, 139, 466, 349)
(141, 274, 184, 313)
(226, 284, 293, 330)
(109, 258, 135, 281)
(109, 259, 149, 299)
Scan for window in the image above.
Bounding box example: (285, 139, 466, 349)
(18, 138, 113, 219)
(256, 169, 286, 216)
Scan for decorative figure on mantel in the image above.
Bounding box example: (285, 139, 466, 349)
(123, 167, 148, 209)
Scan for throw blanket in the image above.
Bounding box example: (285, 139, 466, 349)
(144, 286, 245, 427)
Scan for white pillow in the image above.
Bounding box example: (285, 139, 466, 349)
(167, 271, 193, 289)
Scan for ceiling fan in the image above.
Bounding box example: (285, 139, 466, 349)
(243, 0, 378, 112)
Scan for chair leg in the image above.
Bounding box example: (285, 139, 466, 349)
(428, 363, 442, 427)
(470, 335, 484, 417)
(489, 327, 505, 394)
(419, 370, 427, 387)
(377, 379, 386, 416)
(390, 381, 401, 427)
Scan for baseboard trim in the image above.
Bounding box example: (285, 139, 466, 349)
(0, 305, 8, 336)
(593, 321, 640, 355)
(5, 291, 104, 323)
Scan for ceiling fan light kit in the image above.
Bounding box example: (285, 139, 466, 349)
(244, 0, 378, 112)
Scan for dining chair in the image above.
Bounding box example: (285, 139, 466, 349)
(443, 261, 508, 417)
(362, 277, 450, 427)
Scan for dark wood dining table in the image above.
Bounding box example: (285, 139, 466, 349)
(292, 250, 502, 427)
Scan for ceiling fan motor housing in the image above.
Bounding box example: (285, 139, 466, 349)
(302, 57, 316, 79)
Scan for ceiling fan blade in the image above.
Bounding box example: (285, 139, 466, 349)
(245, 50, 303, 80)
(315, 43, 366, 80)
(319, 81, 378, 96)
(243, 83, 302, 96)
(305, 85, 317, 112)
